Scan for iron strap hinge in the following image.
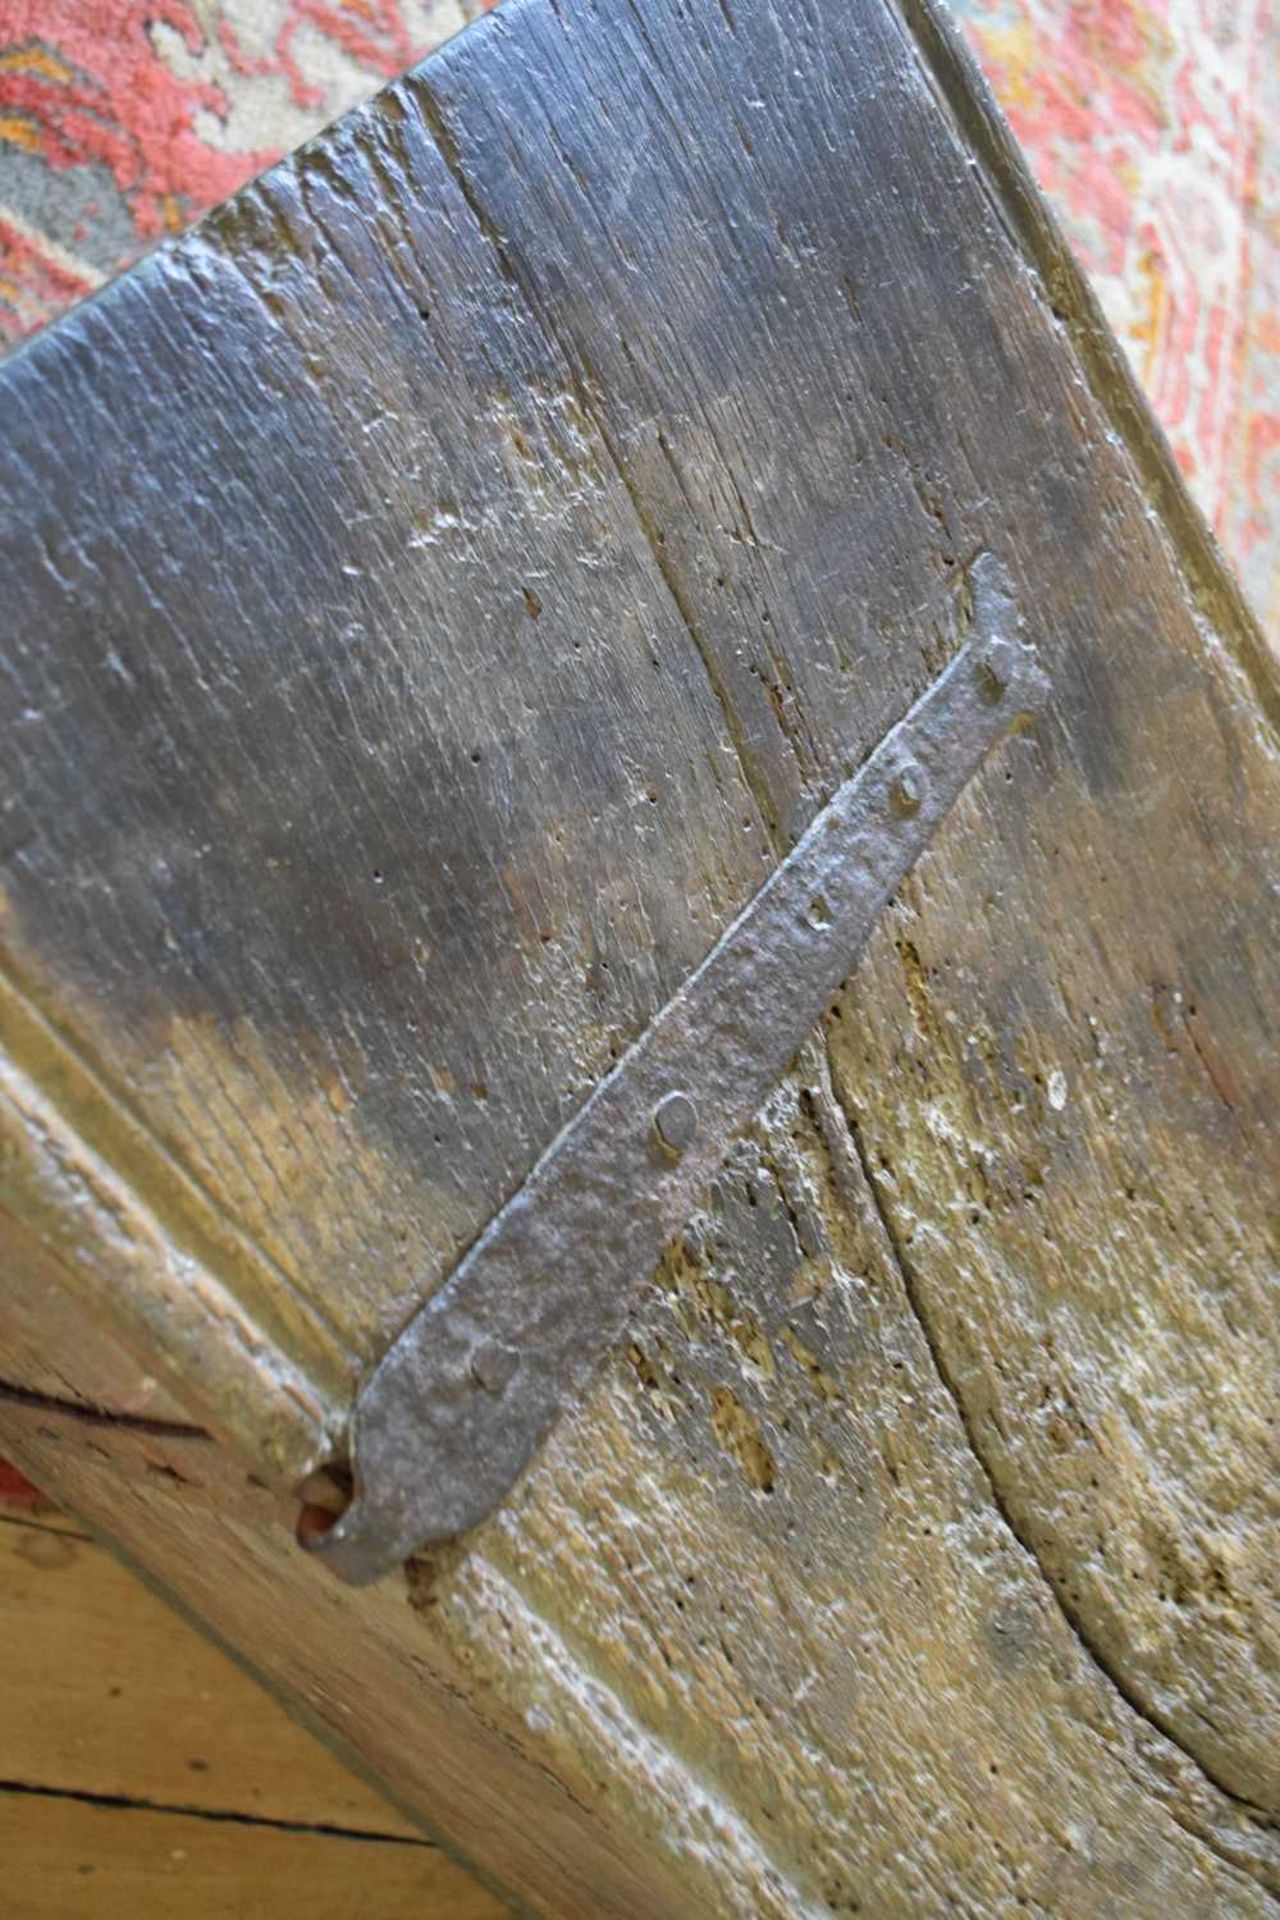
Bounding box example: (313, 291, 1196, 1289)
(309, 558, 1049, 1583)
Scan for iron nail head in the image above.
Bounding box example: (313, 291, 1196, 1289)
(890, 762, 925, 817)
(471, 1339, 520, 1394)
(977, 636, 1016, 701)
(653, 1090, 698, 1154)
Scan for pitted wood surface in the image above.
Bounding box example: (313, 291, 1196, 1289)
(2, 0, 1276, 1909)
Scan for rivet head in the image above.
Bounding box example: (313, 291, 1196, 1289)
(471, 1339, 520, 1394)
(890, 762, 925, 817)
(977, 636, 1016, 701)
(653, 1090, 698, 1154)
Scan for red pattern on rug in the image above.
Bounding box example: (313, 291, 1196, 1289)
(1, 1, 268, 238)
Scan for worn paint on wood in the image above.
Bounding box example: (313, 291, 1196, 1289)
(2, 0, 1277, 1910)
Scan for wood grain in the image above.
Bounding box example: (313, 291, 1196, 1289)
(0, 1794, 502, 1920)
(2, 0, 1277, 1910)
(0, 1514, 414, 1833)
(417, 0, 1279, 1809)
(0, 1494, 504, 1916)
(4, 1259, 1276, 1916)
(0, 1387, 726, 1918)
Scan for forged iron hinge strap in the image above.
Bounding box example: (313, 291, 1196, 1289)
(311, 570, 1049, 1583)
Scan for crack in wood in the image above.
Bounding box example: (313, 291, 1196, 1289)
(409, 75, 785, 852)
(0, 1380, 210, 1442)
(814, 1051, 1280, 1890)
(0, 1777, 430, 1849)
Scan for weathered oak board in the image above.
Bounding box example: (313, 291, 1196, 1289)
(1, 0, 1276, 1910)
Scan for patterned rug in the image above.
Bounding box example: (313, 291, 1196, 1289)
(1, 0, 1277, 637)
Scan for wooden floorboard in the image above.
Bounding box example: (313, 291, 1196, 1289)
(0, 1794, 503, 1920)
(0, 1504, 504, 1916)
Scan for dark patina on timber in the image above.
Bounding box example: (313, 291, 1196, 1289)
(311, 557, 1048, 1583)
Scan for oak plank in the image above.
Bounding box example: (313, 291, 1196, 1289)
(3, 1186, 1276, 1916)
(0, 88, 769, 1406)
(418, 0, 1280, 1810)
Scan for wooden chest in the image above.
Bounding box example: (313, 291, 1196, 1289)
(2, 0, 1276, 1908)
